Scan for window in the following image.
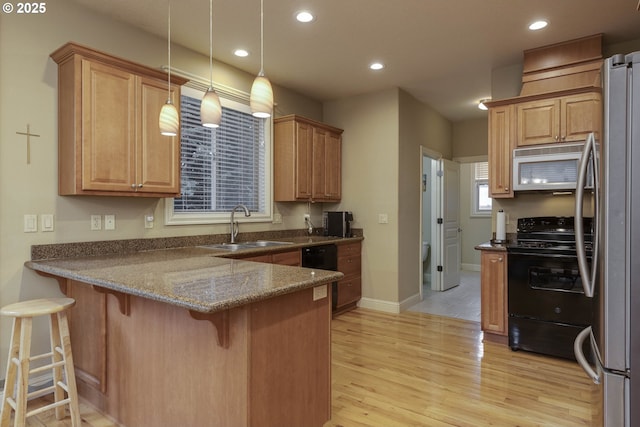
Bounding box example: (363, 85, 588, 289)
(472, 162, 492, 216)
(165, 86, 271, 224)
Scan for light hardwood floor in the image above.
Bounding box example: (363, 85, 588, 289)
(21, 309, 596, 426)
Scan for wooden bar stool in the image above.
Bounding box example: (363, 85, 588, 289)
(0, 298, 81, 427)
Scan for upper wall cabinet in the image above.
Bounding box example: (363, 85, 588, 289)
(274, 115, 343, 202)
(51, 42, 187, 197)
(516, 92, 602, 147)
(487, 105, 514, 198)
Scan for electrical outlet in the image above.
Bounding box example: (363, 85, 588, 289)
(313, 285, 327, 301)
(91, 215, 102, 231)
(144, 214, 154, 229)
(104, 214, 115, 230)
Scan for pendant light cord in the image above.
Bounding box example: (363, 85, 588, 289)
(209, 0, 213, 87)
(167, 1, 172, 103)
(259, 0, 264, 76)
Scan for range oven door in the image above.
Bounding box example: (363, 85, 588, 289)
(508, 251, 593, 359)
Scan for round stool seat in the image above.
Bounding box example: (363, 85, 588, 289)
(0, 298, 75, 318)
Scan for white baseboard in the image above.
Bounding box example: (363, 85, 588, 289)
(357, 297, 400, 314)
(462, 263, 481, 272)
(399, 293, 422, 311)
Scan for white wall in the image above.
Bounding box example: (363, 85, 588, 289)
(0, 0, 323, 376)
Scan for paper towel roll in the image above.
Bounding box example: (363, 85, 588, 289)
(496, 210, 506, 242)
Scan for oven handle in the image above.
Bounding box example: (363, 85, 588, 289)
(574, 326, 601, 384)
(575, 132, 598, 297)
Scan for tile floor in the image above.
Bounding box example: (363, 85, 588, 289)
(406, 270, 481, 322)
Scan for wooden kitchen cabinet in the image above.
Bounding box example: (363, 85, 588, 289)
(274, 115, 343, 202)
(237, 248, 301, 266)
(480, 250, 508, 339)
(334, 242, 362, 316)
(516, 92, 601, 147)
(488, 105, 514, 198)
(51, 42, 187, 197)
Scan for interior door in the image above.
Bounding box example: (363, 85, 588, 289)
(439, 159, 461, 291)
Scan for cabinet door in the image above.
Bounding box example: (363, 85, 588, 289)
(561, 93, 602, 142)
(323, 132, 342, 201)
(488, 105, 514, 198)
(311, 127, 328, 200)
(295, 121, 314, 200)
(81, 59, 136, 192)
(137, 77, 180, 194)
(272, 250, 301, 266)
(516, 98, 560, 146)
(480, 251, 508, 335)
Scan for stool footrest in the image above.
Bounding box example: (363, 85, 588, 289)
(25, 397, 71, 418)
(30, 351, 54, 363)
(29, 360, 66, 375)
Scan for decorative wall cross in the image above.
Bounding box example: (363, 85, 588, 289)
(16, 124, 40, 164)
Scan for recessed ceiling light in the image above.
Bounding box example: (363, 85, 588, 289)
(370, 62, 384, 71)
(234, 49, 249, 57)
(295, 11, 314, 23)
(478, 99, 491, 110)
(528, 20, 548, 31)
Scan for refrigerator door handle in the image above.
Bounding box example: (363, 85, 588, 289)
(575, 132, 598, 297)
(574, 326, 601, 384)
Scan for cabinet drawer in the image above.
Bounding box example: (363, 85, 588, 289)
(240, 254, 272, 263)
(338, 255, 360, 277)
(336, 276, 361, 307)
(272, 250, 301, 266)
(338, 242, 361, 258)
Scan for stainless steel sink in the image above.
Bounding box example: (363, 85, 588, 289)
(249, 240, 294, 247)
(198, 243, 253, 251)
(198, 241, 293, 251)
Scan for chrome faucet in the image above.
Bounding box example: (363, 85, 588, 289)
(230, 204, 251, 243)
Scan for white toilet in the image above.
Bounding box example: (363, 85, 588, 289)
(422, 241, 430, 262)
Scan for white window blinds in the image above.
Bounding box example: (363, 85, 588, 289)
(169, 86, 269, 222)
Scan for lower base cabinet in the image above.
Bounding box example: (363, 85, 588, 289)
(334, 242, 362, 316)
(480, 250, 508, 341)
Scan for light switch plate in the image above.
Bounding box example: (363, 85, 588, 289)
(24, 214, 37, 233)
(41, 214, 54, 232)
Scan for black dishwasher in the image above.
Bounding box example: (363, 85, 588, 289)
(301, 244, 338, 309)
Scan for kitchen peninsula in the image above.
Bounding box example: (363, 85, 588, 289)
(25, 240, 348, 427)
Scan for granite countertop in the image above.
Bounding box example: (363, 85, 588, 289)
(474, 241, 508, 252)
(26, 246, 345, 313)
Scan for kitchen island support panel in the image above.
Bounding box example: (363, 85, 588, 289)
(64, 279, 331, 427)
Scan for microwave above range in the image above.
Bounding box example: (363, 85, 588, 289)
(512, 142, 594, 192)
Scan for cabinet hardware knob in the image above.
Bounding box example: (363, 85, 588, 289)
(130, 184, 136, 189)
(505, 187, 509, 191)
(138, 184, 144, 188)
(555, 135, 559, 141)
(498, 257, 503, 262)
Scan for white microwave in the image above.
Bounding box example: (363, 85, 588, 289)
(512, 142, 594, 192)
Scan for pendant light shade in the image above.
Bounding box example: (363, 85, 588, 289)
(250, 74, 273, 118)
(201, 88, 222, 128)
(250, 0, 273, 118)
(159, 1, 179, 136)
(201, 0, 222, 128)
(159, 102, 180, 136)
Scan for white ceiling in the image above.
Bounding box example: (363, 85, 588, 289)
(71, 0, 640, 122)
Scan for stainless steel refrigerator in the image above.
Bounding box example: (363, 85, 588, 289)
(574, 52, 640, 427)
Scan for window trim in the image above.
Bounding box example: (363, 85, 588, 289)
(165, 85, 273, 226)
(471, 162, 492, 217)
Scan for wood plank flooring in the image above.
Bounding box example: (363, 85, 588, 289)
(19, 309, 596, 426)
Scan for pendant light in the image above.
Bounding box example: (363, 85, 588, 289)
(201, 0, 222, 128)
(159, 1, 179, 136)
(250, 0, 273, 118)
